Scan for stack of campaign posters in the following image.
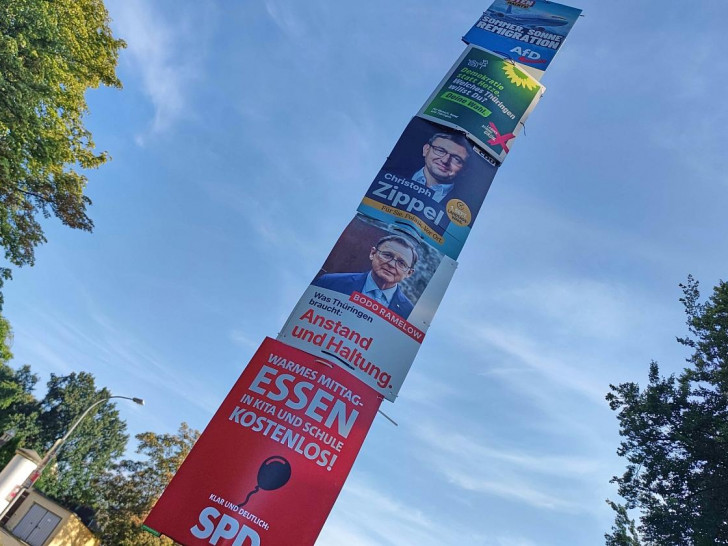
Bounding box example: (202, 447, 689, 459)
(145, 2, 580, 544)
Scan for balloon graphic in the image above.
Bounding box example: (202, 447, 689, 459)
(237, 456, 291, 508)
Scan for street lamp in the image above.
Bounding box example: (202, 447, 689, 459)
(0, 395, 144, 522)
(34, 395, 145, 475)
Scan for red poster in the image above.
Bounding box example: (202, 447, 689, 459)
(144, 338, 381, 546)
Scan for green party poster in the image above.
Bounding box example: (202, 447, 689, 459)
(419, 45, 545, 163)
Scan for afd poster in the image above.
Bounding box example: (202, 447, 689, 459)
(463, 0, 582, 79)
(358, 117, 498, 260)
(419, 45, 544, 163)
(143, 338, 381, 546)
(278, 213, 456, 401)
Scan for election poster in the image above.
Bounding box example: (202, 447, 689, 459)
(278, 213, 457, 401)
(419, 45, 545, 163)
(143, 338, 381, 546)
(463, 0, 582, 80)
(357, 117, 498, 260)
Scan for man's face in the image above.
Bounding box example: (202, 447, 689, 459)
(422, 137, 469, 184)
(369, 240, 415, 290)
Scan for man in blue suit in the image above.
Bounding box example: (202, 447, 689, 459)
(312, 235, 418, 319)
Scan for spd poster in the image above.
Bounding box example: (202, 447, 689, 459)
(419, 45, 544, 163)
(143, 338, 381, 546)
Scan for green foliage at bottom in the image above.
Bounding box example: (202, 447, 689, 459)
(607, 277, 728, 545)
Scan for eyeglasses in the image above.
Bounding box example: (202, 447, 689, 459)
(375, 250, 412, 272)
(429, 145, 466, 167)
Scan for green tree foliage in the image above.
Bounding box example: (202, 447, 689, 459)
(0, 313, 12, 362)
(0, 315, 40, 434)
(0, 314, 40, 468)
(0, 364, 128, 509)
(0, 0, 124, 305)
(0, 435, 21, 469)
(0, 314, 19, 409)
(0, 362, 38, 467)
(95, 423, 200, 545)
(605, 500, 642, 546)
(1, 323, 198, 543)
(0, 362, 40, 439)
(606, 277, 728, 545)
(32, 372, 129, 508)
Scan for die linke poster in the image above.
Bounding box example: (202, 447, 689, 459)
(278, 213, 457, 401)
(143, 337, 381, 546)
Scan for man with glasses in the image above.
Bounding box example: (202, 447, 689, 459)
(412, 132, 471, 203)
(312, 235, 418, 319)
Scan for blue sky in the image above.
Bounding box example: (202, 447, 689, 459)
(4, 1, 728, 544)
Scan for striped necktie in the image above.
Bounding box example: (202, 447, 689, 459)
(369, 288, 387, 305)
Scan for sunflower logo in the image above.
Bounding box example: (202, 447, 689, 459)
(501, 63, 539, 91)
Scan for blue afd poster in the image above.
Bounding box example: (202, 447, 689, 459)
(463, 0, 581, 76)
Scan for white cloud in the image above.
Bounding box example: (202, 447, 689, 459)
(319, 479, 490, 546)
(263, 0, 308, 40)
(229, 329, 260, 351)
(12, 305, 221, 417)
(413, 424, 602, 514)
(397, 370, 460, 407)
(108, 0, 205, 141)
(432, 277, 657, 407)
(455, 321, 606, 402)
(504, 279, 636, 340)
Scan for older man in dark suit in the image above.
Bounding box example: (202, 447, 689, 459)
(312, 235, 418, 319)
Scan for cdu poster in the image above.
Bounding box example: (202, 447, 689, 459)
(143, 338, 381, 546)
(358, 116, 499, 260)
